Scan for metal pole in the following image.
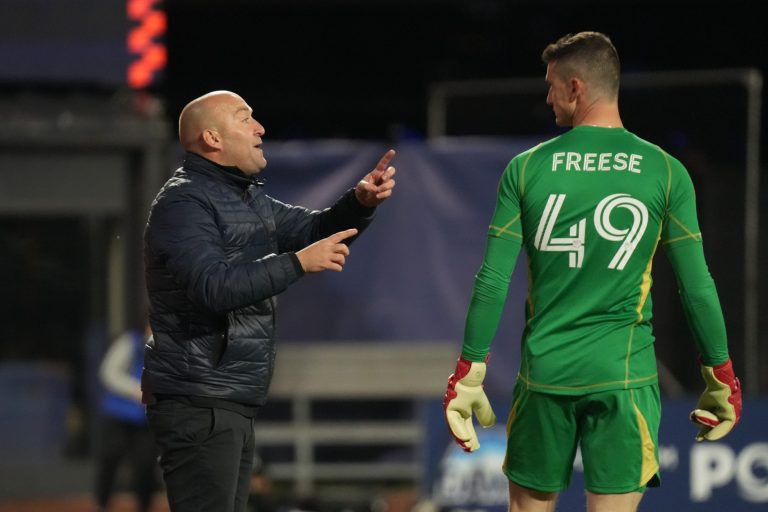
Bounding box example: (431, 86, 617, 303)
(742, 69, 762, 394)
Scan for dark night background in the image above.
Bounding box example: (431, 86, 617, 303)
(0, 0, 765, 392)
(160, 0, 767, 140)
(146, 0, 768, 394)
(0, 1, 767, 508)
(0, 0, 766, 392)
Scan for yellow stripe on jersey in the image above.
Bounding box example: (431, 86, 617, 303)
(636, 224, 662, 322)
(661, 148, 673, 209)
(517, 371, 658, 393)
(660, 147, 702, 246)
(489, 145, 539, 239)
(489, 213, 522, 239)
(662, 213, 702, 244)
(624, 326, 635, 386)
(518, 144, 541, 198)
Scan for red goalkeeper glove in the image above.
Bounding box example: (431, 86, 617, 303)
(443, 356, 496, 452)
(690, 358, 742, 441)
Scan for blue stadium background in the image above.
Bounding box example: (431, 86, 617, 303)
(0, 1, 766, 511)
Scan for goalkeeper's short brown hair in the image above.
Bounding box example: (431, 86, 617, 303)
(542, 31, 621, 101)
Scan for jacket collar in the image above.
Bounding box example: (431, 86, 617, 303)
(182, 152, 265, 188)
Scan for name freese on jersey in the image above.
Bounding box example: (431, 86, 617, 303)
(551, 152, 643, 173)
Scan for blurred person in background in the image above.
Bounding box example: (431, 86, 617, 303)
(95, 320, 159, 512)
(142, 90, 397, 512)
(442, 31, 742, 512)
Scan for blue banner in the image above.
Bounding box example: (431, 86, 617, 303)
(262, 139, 536, 392)
(424, 398, 768, 511)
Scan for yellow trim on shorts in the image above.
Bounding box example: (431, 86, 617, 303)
(631, 389, 660, 486)
(501, 395, 522, 474)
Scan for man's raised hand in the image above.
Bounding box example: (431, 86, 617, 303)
(355, 149, 397, 208)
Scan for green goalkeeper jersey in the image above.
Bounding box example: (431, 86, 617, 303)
(462, 125, 729, 395)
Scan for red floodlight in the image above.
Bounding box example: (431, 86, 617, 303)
(127, 0, 167, 89)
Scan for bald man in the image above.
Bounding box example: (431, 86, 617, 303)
(142, 91, 397, 512)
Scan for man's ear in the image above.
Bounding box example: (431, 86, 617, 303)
(569, 77, 585, 103)
(202, 128, 222, 149)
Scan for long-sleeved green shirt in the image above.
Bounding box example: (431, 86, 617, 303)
(461, 126, 729, 395)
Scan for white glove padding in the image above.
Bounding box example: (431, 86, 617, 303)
(690, 358, 742, 441)
(443, 356, 496, 452)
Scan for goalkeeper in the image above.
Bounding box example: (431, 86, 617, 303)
(443, 31, 741, 512)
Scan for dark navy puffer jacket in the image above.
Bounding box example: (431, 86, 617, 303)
(142, 152, 375, 406)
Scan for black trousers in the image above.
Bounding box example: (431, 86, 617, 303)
(95, 416, 159, 512)
(147, 399, 256, 512)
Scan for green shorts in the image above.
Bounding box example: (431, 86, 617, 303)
(503, 381, 661, 494)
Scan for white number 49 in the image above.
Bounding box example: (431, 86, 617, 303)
(534, 193, 648, 270)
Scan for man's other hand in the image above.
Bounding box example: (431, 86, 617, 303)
(296, 229, 358, 272)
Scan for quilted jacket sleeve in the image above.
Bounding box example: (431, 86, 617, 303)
(269, 188, 376, 252)
(145, 185, 302, 314)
